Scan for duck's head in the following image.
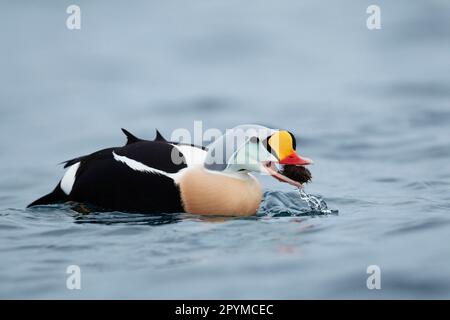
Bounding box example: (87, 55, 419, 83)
(203, 125, 313, 188)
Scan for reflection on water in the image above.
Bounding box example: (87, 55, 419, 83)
(38, 190, 337, 225)
(73, 211, 183, 226)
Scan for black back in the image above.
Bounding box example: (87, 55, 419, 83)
(28, 129, 205, 213)
(66, 140, 188, 213)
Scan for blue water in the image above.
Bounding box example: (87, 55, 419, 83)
(1, 1, 450, 298)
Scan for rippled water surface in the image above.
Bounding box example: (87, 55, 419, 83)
(1, 1, 450, 298)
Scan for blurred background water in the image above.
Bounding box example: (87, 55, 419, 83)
(1, 0, 450, 299)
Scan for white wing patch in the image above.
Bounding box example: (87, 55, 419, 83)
(113, 152, 169, 176)
(112, 151, 184, 181)
(112, 146, 206, 183)
(171, 144, 207, 167)
(60, 162, 80, 195)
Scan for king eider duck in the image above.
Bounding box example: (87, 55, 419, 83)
(28, 125, 313, 216)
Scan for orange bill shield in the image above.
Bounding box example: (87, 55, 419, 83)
(267, 131, 313, 165)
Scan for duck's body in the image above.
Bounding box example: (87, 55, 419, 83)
(29, 125, 312, 216)
(29, 130, 196, 213)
